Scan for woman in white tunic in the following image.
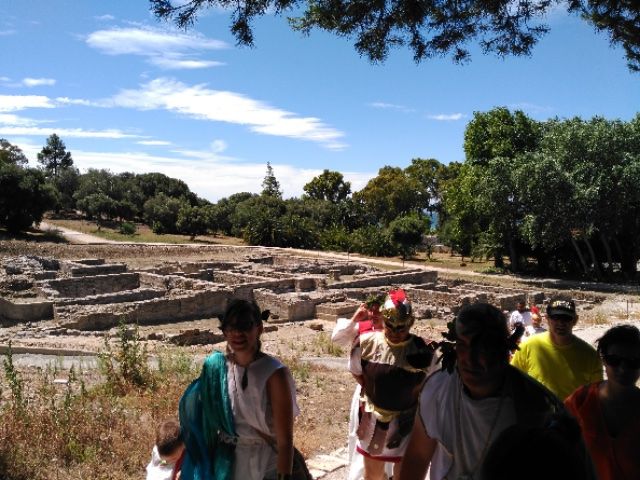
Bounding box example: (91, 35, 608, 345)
(179, 299, 299, 480)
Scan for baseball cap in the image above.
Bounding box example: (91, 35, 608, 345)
(546, 297, 576, 319)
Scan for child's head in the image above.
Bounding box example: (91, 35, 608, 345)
(531, 313, 542, 328)
(156, 418, 184, 464)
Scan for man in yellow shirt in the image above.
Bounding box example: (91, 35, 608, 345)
(511, 297, 602, 400)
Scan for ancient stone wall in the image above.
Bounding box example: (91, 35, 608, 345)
(328, 270, 437, 289)
(56, 288, 232, 330)
(253, 289, 317, 322)
(54, 287, 166, 306)
(61, 262, 127, 277)
(0, 297, 53, 322)
(38, 272, 140, 298)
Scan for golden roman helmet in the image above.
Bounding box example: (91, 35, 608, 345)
(380, 288, 414, 329)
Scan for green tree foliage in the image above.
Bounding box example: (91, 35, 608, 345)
(176, 204, 212, 239)
(150, 0, 640, 71)
(464, 107, 541, 163)
(37, 133, 74, 177)
(318, 225, 352, 252)
(0, 139, 28, 166)
(354, 166, 423, 225)
(51, 166, 80, 212)
(233, 195, 286, 245)
(404, 157, 448, 215)
(439, 162, 482, 258)
(443, 110, 640, 279)
(0, 162, 56, 232)
(135, 172, 194, 203)
(303, 169, 351, 202)
(213, 192, 258, 235)
(75, 193, 118, 227)
(388, 214, 429, 260)
(143, 193, 188, 234)
(350, 225, 396, 257)
(261, 162, 282, 198)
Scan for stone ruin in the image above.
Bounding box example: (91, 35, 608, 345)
(0, 253, 606, 345)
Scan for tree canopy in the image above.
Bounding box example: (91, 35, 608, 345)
(37, 133, 74, 178)
(303, 169, 351, 202)
(0, 139, 28, 166)
(150, 0, 640, 71)
(261, 162, 282, 198)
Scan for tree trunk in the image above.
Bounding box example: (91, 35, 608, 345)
(599, 233, 614, 274)
(570, 237, 589, 276)
(584, 238, 601, 279)
(508, 235, 519, 272)
(613, 237, 624, 262)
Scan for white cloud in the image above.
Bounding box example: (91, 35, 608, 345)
(427, 113, 467, 121)
(0, 114, 41, 126)
(95, 14, 115, 21)
(22, 77, 56, 87)
(0, 95, 55, 112)
(211, 139, 227, 153)
(111, 78, 347, 149)
(55, 97, 105, 107)
(368, 102, 415, 113)
(86, 26, 228, 70)
(150, 57, 225, 69)
(137, 140, 172, 146)
(0, 126, 143, 139)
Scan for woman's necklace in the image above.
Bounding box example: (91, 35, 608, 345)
(230, 349, 261, 390)
(454, 377, 506, 480)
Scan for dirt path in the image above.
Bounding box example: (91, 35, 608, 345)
(39, 221, 122, 245)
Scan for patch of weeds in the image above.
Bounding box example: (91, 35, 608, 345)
(312, 332, 344, 357)
(286, 356, 311, 384)
(156, 349, 198, 381)
(477, 266, 507, 275)
(584, 312, 610, 326)
(97, 319, 155, 394)
(3, 342, 26, 415)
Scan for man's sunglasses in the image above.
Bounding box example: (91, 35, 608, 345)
(602, 354, 640, 369)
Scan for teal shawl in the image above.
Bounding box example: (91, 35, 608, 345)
(179, 351, 236, 480)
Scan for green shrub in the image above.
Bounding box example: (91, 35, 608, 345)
(118, 222, 136, 235)
(97, 320, 154, 394)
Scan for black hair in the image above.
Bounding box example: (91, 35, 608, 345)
(596, 324, 640, 356)
(156, 418, 183, 457)
(456, 303, 519, 356)
(219, 298, 263, 331)
(482, 413, 593, 480)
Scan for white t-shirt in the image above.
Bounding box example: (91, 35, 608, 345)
(145, 446, 174, 480)
(509, 310, 532, 328)
(418, 370, 516, 480)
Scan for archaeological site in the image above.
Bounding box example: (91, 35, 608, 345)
(0, 246, 608, 356)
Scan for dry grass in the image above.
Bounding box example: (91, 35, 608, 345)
(0, 349, 194, 479)
(0, 323, 354, 479)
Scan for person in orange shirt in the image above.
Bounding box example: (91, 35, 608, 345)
(565, 324, 640, 480)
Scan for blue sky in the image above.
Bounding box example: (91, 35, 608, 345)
(1, 1, 639, 202)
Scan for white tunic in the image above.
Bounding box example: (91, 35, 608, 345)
(419, 370, 516, 480)
(227, 354, 299, 480)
